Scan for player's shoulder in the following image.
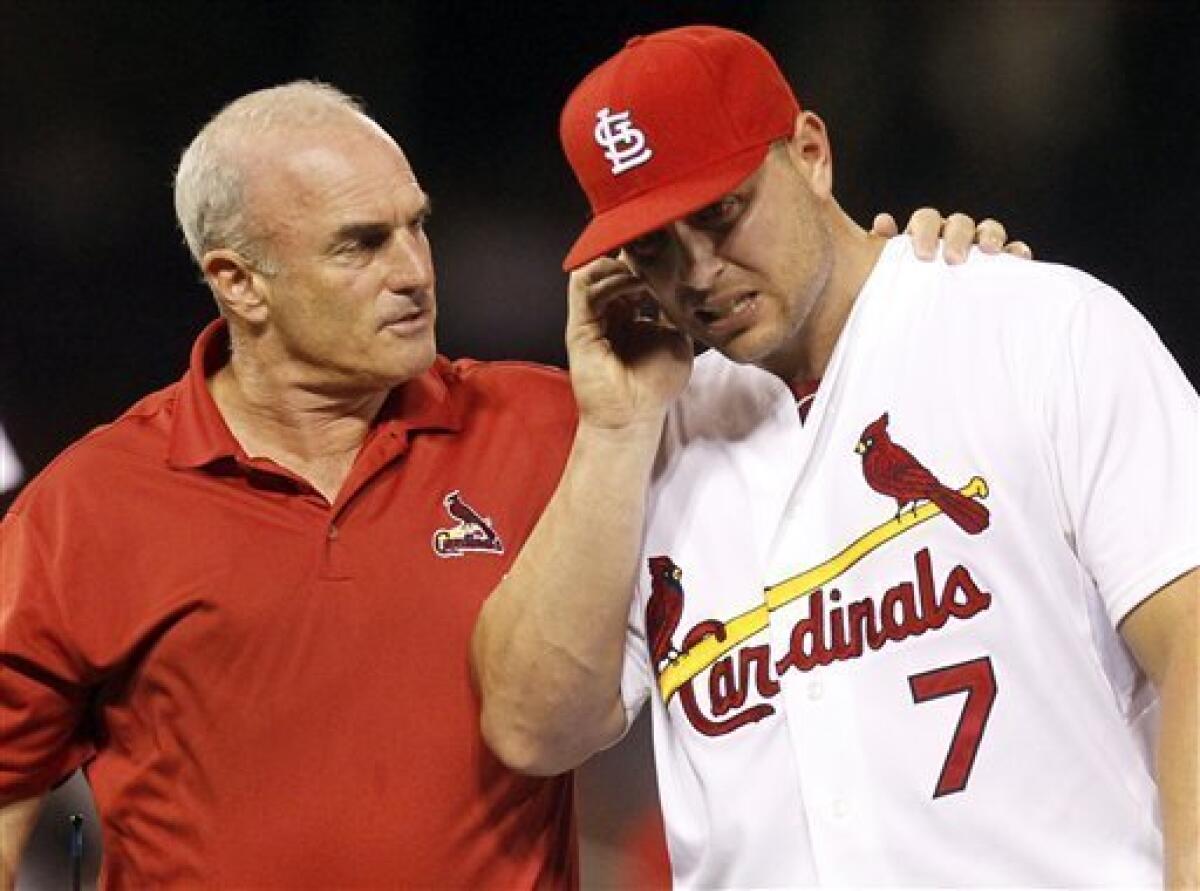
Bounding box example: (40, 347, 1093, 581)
(690, 349, 772, 389)
(887, 238, 1127, 329)
(966, 249, 1104, 290)
(956, 251, 1155, 347)
(948, 245, 1116, 311)
(677, 351, 789, 436)
(7, 383, 180, 517)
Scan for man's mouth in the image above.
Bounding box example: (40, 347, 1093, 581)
(380, 301, 431, 334)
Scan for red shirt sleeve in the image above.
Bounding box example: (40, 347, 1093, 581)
(0, 507, 96, 801)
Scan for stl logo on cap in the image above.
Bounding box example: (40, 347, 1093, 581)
(593, 106, 653, 175)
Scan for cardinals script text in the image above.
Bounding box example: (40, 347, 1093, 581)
(671, 548, 992, 737)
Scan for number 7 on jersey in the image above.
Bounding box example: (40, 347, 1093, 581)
(908, 656, 998, 798)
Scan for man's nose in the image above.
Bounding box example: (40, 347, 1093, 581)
(671, 223, 723, 293)
(385, 229, 434, 294)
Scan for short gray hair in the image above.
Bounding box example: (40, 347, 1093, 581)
(173, 81, 365, 273)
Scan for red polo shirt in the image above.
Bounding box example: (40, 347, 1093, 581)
(0, 321, 579, 889)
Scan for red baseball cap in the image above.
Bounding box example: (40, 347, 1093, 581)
(560, 25, 801, 271)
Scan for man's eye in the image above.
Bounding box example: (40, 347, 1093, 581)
(341, 234, 386, 254)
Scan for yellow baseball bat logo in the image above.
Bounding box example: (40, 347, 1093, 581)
(658, 476, 990, 702)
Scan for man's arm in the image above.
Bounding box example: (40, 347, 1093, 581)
(1119, 569, 1199, 890)
(0, 795, 44, 890)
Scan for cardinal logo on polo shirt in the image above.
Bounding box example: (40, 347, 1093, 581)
(432, 491, 504, 558)
(594, 107, 653, 175)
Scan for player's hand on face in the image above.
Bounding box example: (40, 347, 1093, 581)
(871, 208, 1033, 264)
(566, 256, 694, 430)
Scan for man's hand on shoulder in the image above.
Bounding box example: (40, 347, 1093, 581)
(872, 208, 1033, 264)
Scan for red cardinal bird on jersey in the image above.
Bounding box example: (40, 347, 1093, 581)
(855, 413, 989, 535)
(646, 556, 686, 670)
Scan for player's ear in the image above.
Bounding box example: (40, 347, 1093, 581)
(784, 111, 833, 199)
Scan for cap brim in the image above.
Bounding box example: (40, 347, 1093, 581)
(562, 141, 773, 271)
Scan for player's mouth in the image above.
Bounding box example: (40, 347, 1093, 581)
(694, 291, 759, 337)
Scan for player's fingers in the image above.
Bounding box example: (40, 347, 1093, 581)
(975, 218, 1007, 255)
(870, 212, 899, 237)
(572, 266, 668, 354)
(1003, 240, 1033, 260)
(567, 258, 642, 325)
(904, 207, 942, 260)
(941, 212, 977, 265)
(590, 272, 653, 319)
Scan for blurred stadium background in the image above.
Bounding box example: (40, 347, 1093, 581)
(2, 1, 1196, 887)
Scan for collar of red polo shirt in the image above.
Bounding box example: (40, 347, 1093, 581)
(167, 320, 461, 471)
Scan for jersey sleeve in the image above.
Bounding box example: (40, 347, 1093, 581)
(0, 507, 96, 801)
(1046, 283, 1200, 625)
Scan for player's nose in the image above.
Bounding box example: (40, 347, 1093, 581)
(671, 222, 724, 293)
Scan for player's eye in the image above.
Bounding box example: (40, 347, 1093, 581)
(688, 195, 743, 229)
(624, 229, 668, 263)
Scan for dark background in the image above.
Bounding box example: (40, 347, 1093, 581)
(2, 1, 1197, 512)
(2, 1, 1198, 886)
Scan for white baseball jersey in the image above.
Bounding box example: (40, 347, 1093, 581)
(622, 238, 1199, 888)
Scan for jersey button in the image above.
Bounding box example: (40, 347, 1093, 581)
(831, 798, 851, 820)
(806, 679, 823, 700)
(327, 524, 339, 541)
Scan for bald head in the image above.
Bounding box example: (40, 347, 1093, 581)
(173, 81, 375, 274)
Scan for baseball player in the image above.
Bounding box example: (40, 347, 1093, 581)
(472, 25, 1199, 888)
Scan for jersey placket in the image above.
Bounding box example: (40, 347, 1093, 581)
(763, 302, 892, 881)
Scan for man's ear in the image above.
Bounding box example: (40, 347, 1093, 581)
(784, 111, 833, 199)
(202, 249, 270, 325)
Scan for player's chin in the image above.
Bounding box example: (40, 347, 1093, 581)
(703, 326, 775, 367)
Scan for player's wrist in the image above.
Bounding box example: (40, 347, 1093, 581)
(575, 410, 666, 442)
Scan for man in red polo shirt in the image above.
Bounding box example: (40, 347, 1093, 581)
(0, 81, 579, 889)
(0, 80, 1014, 887)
